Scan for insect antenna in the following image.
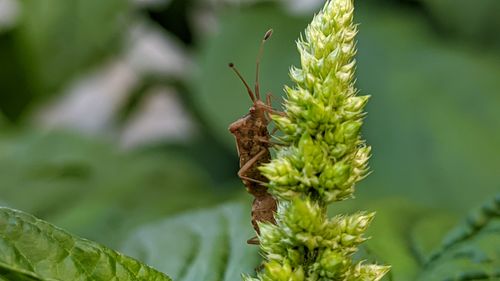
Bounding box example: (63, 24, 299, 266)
(255, 29, 273, 101)
(229, 62, 256, 102)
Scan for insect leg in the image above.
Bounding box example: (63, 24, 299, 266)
(237, 148, 268, 185)
(256, 136, 286, 147)
(239, 175, 267, 185)
(266, 92, 273, 107)
(247, 236, 260, 244)
(263, 106, 286, 116)
(263, 92, 286, 117)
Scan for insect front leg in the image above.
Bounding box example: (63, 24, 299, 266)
(263, 92, 286, 118)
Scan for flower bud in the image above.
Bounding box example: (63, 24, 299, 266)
(334, 120, 362, 144)
(318, 249, 347, 277)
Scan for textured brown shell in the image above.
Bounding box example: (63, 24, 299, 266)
(229, 100, 277, 234)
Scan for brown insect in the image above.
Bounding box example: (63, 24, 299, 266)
(228, 29, 281, 245)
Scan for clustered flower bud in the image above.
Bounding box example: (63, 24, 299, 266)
(244, 0, 390, 280)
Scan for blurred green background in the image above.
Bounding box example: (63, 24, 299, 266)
(0, 0, 499, 280)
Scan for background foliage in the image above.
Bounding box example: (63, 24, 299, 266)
(0, 0, 499, 280)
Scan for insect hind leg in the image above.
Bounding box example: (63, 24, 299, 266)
(237, 148, 268, 185)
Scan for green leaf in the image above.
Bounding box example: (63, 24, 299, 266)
(0, 207, 172, 281)
(121, 202, 260, 281)
(0, 0, 129, 120)
(417, 194, 500, 280)
(409, 213, 459, 264)
(0, 130, 229, 248)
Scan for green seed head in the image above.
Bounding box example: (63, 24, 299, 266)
(247, 0, 389, 280)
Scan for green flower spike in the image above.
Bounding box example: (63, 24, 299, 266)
(245, 0, 390, 280)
